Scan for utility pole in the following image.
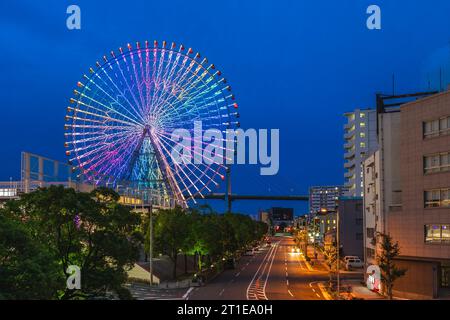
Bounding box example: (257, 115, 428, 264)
(225, 166, 231, 213)
(337, 208, 340, 297)
(149, 198, 154, 286)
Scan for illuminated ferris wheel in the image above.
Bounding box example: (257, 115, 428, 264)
(64, 40, 239, 206)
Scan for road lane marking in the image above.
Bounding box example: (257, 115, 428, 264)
(316, 293, 321, 298)
(286, 279, 289, 286)
(235, 272, 241, 277)
(182, 287, 194, 300)
(219, 289, 225, 296)
(246, 241, 279, 300)
(288, 290, 294, 297)
(312, 288, 316, 292)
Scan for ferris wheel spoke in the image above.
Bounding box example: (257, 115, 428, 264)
(154, 131, 225, 187)
(127, 47, 147, 115)
(155, 129, 231, 165)
(99, 63, 146, 124)
(112, 55, 147, 121)
(152, 133, 206, 199)
(150, 56, 196, 119)
(78, 76, 143, 126)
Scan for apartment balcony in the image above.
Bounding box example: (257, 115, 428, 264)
(344, 141, 354, 149)
(344, 122, 354, 130)
(344, 159, 355, 169)
(344, 130, 355, 139)
(344, 170, 353, 179)
(344, 149, 355, 159)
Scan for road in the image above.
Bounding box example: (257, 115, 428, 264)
(189, 235, 361, 300)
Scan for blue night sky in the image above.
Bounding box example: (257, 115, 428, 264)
(1, 0, 450, 216)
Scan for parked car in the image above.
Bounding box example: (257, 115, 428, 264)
(343, 256, 360, 262)
(346, 258, 364, 270)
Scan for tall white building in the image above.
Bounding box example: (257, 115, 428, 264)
(344, 108, 378, 197)
(309, 185, 348, 214)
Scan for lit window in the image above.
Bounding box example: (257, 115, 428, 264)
(360, 122, 366, 128)
(425, 188, 450, 208)
(425, 225, 450, 243)
(360, 132, 366, 138)
(360, 113, 366, 118)
(360, 142, 366, 148)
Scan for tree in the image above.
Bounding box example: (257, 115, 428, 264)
(2, 185, 142, 299)
(0, 214, 64, 299)
(322, 241, 337, 287)
(377, 233, 407, 299)
(152, 206, 190, 279)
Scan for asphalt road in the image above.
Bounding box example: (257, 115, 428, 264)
(188, 236, 354, 300)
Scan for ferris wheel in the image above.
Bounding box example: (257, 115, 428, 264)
(64, 40, 239, 206)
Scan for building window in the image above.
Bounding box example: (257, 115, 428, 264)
(360, 132, 366, 138)
(424, 189, 450, 208)
(367, 228, 375, 238)
(424, 152, 450, 174)
(366, 248, 375, 259)
(425, 225, 450, 243)
(356, 218, 363, 226)
(356, 233, 363, 240)
(360, 122, 366, 128)
(424, 116, 450, 138)
(360, 142, 366, 148)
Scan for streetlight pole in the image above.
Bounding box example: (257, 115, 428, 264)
(148, 192, 154, 286)
(336, 208, 340, 297)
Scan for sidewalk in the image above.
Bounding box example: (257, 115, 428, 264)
(340, 279, 385, 300)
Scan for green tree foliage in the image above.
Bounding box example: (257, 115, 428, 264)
(149, 207, 267, 279)
(0, 186, 142, 299)
(151, 206, 191, 279)
(377, 233, 407, 299)
(0, 214, 63, 299)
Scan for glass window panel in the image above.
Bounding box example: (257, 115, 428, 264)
(442, 225, 450, 242)
(425, 225, 442, 242)
(440, 118, 448, 130)
(432, 120, 439, 131)
(441, 153, 449, 166)
(441, 189, 450, 207)
(425, 121, 432, 134)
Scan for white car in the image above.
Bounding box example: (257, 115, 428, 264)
(343, 256, 360, 262)
(346, 258, 364, 270)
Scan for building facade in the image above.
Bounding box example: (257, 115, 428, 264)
(363, 110, 402, 266)
(309, 185, 348, 214)
(337, 197, 364, 259)
(363, 91, 450, 299)
(344, 108, 378, 197)
(389, 91, 450, 299)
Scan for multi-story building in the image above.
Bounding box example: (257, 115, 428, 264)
(319, 197, 364, 258)
(309, 185, 348, 214)
(344, 108, 378, 197)
(338, 197, 364, 258)
(389, 91, 450, 299)
(363, 110, 402, 266)
(363, 91, 450, 299)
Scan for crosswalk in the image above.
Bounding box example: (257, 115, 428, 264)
(125, 283, 188, 300)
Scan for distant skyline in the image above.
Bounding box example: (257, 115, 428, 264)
(1, 0, 450, 215)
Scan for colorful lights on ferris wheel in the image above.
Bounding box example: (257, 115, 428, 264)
(64, 40, 240, 206)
